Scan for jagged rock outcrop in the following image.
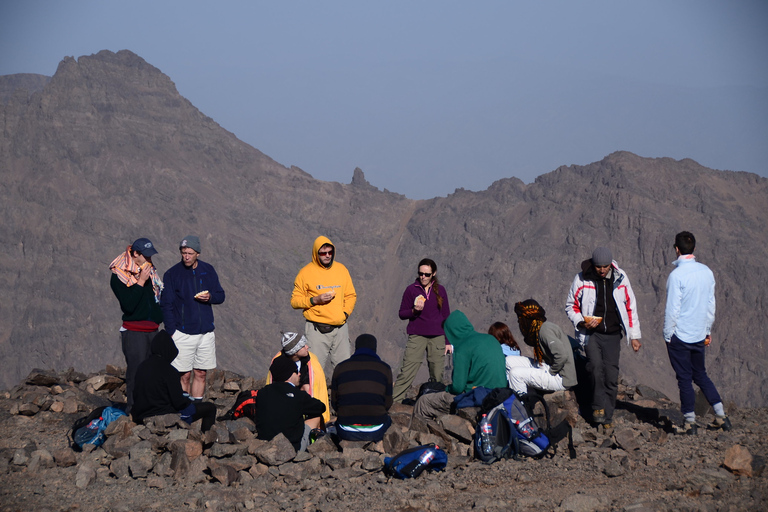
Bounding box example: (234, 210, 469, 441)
(1, 50, 766, 407)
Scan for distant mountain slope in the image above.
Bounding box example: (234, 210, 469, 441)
(0, 73, 50, 104)
(1, 50, 766, 406)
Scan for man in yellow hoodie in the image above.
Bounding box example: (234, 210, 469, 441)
(291, 236, 357, 374)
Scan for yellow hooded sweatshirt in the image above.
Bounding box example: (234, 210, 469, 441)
(291, 236, 357, 326)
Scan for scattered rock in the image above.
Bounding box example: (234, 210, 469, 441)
(724, 444, 753, 477)
(253, 433, 296, 466)
(75, 463, 96, 489)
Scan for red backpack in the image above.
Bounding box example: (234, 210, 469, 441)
(218, 389, 258, 421)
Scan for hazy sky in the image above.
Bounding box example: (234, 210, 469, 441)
(2, 1, 766, 199)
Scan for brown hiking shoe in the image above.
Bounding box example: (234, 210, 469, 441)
(673, 421, 698, 435)
(708, 415, 732, 431)
(592, 409, 605, 424)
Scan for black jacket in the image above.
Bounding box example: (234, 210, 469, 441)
(581, 259, 622, 335)
(255, 381, 326, 450)
(132, 330, 191, 424)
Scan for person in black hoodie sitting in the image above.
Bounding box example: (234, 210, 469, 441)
(132, 330, 217, 432)
(255, 355, 326, 451)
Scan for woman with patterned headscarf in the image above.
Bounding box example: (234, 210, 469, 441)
(507, 299, 578, 397)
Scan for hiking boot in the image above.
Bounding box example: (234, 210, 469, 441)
(673, 421, 698, 435)
(309, 428, 326, 444)
(708, 415, 732, 431)
(592, 409, 606, 424)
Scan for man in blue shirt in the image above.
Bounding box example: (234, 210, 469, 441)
(664, 231, 731, 435)
(161, 235, 225, 401)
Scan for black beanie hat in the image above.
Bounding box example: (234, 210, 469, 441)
(270, 354, 298, 382)
(355, 334, 377, 352)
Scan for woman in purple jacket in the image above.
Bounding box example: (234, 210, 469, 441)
(392, 258, 452, 403)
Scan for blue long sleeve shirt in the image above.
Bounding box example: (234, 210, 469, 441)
(663, 255, 716, 343)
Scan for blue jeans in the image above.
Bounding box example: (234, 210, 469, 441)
(666, 335, 721, 415)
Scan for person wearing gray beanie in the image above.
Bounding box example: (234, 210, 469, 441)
(161, 234, 226, 401)
(265, 331, 330, 428)
(566, 247, 642, 427)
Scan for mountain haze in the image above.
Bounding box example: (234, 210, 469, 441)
(1, 50, 766, 407)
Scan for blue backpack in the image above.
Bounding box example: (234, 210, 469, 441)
(384, 444, 448, 479)
(474, 403, 517, 463)
(71, 406, 127, 451)
(502, 394, 549, 457)
(475, 390, 550, 462)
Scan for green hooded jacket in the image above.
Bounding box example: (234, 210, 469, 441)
(445, 310, 508, 394)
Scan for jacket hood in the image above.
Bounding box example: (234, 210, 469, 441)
(151, 330, 179, 364)
(311, 236, 335, 268)
(443, 310, 476, 348)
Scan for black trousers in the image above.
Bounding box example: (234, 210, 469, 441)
(585, 332, 622, 420)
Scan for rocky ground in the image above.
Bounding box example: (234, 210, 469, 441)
(0, 367, 764, 512)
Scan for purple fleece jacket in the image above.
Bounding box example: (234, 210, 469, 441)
(398, 281, 451, 338)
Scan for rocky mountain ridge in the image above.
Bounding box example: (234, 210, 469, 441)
(1, 50, 766, 406)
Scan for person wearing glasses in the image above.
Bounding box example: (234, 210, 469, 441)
(565, 247, 641, 427)
(392, 258, 452, 403)
(291, 236, 357, 374)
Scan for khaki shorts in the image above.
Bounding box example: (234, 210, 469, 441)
(171, 331, 217, 372)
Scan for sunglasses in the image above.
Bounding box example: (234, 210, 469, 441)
(418, 272, 433, 277)
(318, 250, 333, 256)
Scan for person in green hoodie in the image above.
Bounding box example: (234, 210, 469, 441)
(414, 310, 507, 420)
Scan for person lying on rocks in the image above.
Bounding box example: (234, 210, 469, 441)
(254, 354, 327, 452)
(265, 331, 331, 429)
(331, 334, 393, 442)
(132, 330, 217, 432)
(414, 310, 507, 421)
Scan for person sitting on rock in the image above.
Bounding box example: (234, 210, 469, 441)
(254, 355, 327, 452)
(414, 310, 508, 421)
(509, 300, 578, 396)
(265, 331, 330, 429)
(132, 330, 217, 432)
(489, 321, 521, 357)
(331, 334, 393, 442)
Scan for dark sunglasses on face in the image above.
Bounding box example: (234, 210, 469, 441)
(418, 272, 432, 277)
(318, 251, 333, 256)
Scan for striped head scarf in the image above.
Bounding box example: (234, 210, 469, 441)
(109, 246, 163, 302)
(514, 299, 547, 365)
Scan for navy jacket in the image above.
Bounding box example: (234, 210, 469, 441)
(331, 348, 393, 426)
(161, 260, 225, 336)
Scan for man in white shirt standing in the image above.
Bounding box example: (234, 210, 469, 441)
(664, 231, 731, 435)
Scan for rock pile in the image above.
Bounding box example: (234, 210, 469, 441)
(1, 366, 766, 511)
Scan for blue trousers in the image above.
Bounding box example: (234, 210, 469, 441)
(666, 335, 721, 415)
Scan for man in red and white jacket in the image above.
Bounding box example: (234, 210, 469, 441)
(565, 247, 641, 427)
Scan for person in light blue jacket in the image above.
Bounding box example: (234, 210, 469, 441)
(664, 231, 730, 435)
